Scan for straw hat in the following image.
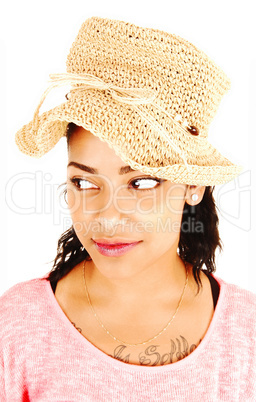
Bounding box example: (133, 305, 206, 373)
(15, 16, 242, 185)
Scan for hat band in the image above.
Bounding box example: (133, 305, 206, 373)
(32, 72, 203, 171)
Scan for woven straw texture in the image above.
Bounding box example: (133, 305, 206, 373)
(15, 16, 243, 185)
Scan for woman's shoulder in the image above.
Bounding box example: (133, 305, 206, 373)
(0, 276, 48, 318)
(213, 273, 256, 327)
(0, 276, 51, 356)
(0, 277, 50, 343)
(215, 274, 256, 303)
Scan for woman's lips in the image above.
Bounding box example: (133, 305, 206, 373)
(92, 239, 141, 257)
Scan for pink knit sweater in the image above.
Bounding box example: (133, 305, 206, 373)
(1, 273, 256, 401)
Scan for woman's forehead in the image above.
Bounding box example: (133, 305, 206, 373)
(68, 126, 143, 174)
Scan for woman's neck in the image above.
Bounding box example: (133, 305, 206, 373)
(82, 255, 191, 311)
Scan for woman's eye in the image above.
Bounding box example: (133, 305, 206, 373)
(69, 178, 99, 191)
(69, 177, 164, 192)
(129, 178, 163, 191)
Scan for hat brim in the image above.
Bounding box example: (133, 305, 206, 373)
(15, 90, 243, 186)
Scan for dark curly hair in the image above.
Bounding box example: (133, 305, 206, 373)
(45, 122, 223, 294)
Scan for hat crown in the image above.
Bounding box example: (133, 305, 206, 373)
(66, 16, 231, 138)
(15, 16, 242, 185)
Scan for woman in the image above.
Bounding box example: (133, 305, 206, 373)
(1, 16, 255, 401)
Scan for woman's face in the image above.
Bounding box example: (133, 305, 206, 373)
(67, 126, 202, 280)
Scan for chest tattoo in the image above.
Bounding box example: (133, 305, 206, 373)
(71, 321, 201, 366)
(109, 335, 201, 366)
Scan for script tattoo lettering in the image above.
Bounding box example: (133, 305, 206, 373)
(109, 335, 200, 366)
(70, 321, 201, 366)
(112, 345, 131, 363)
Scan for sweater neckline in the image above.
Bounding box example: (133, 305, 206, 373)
(42, 272, 225, 373)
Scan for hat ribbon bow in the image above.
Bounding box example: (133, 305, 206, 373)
(32, 72, 202, 171)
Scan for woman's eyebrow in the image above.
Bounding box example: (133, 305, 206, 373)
(67, 161, 137, 175)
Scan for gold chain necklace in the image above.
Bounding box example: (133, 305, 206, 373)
(83, 259, 188, 347)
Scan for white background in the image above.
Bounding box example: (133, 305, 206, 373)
(1, 0, 255, 295)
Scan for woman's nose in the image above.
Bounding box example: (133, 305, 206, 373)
(94, 200, 129, 236)
(95, 216, 128, 231)
(92, 183, 136, 215)
(93, 185, 135, 231)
